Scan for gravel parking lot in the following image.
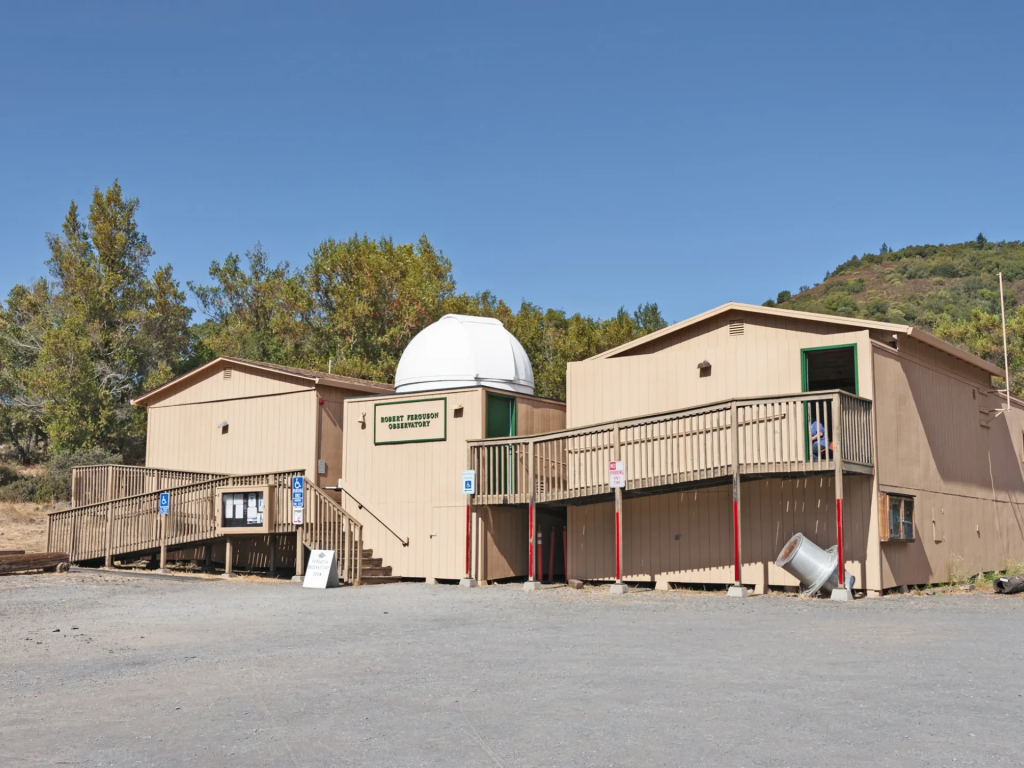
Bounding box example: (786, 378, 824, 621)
(1, 571, 1022, 768)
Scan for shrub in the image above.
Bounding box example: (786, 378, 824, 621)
(0, 477, 41, 503)
(0, 463, 20, 486)
(39, 447, 123, 503)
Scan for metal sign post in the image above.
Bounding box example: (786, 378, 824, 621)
(609, 460, 628, 594)
(291, 476, 305, 525)
(460, 470, 477, 587)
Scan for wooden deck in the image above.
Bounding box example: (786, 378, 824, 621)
(49, 469, 366, 584)
(468, 390, 873, 506)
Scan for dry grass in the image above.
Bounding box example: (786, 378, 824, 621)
(0, 502, 50, 553)
(946, 553, 971, 588)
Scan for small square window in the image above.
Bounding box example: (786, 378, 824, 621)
(880, 492, 915, 542)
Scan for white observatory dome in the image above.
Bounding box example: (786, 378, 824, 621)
(394, 314, 535, 395)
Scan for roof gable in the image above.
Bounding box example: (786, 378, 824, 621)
(589, 302, 1003, 377)
(132, 357, 393, 407)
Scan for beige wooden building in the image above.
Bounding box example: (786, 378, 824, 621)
(58, 306, 1024, 595)
(132, 356, 392, 489)
(468, 303, 1024, 594)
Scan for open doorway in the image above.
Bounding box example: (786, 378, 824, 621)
(535, 506, 567, 583)
(801, 344, 857, 460)
(802, 345, 858, 394)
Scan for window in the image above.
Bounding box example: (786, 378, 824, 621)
(880, 492, 915, 542)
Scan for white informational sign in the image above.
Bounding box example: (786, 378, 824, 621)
(609, 460, 626, 489)
(461, 469, 476, 495)
(158, 492, 170, 516)
(302, 549, 339, 589)
(291, 476, 305, 525)
(246, 494, 258, 524)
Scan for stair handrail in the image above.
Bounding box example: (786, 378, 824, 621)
(327, 477, 409, 547)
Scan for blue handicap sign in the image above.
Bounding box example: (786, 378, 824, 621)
(158, 492, 170, 516)
(291, 476, 305, 508)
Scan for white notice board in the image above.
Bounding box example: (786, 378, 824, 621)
(303, 549, 340, 589)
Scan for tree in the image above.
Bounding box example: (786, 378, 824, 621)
(777, 290, 792, 304)
(189, 243, 309, 365)
(934, 307, 1024, 397)
(976, 232, 988, 248)
(303, 234, 457, 381)
(0, 181, 192, 461)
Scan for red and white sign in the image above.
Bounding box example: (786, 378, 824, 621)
(609, 460, 626, 489)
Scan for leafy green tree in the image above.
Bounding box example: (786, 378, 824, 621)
(303, 234, 457, 381)
(0, 181, 192, 462)
(934, 308, 1024, 397)
(189, 243, 309, 365)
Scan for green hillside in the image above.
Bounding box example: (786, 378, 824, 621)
(764, 234, 1024, 394)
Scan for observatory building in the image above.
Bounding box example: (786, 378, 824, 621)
(341, 314, 566, 583)
(59, 304, 1024, 595)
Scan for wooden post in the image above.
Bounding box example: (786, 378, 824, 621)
(731, 402, 741, 586)
(295, 527, 304, 578)
(833, 393, 845, 587)
(159, 512, 168, 571)
(106, 464, 113, 504)
(342, 518, 351, 583)
(269, 535, 277, 575)
(225, 538, 234, 576)
(356, 524, 363, 585)
(104, 501, 114, 568)
(205, 545, 212, 571)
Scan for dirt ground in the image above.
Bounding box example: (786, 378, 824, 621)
(0, 502, 49, 553)
(1, 571, 1022, 767)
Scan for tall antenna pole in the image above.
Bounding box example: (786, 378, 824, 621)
(999, 272, 1011, 413)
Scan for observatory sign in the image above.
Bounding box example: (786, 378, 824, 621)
(374, 397, 447, 445)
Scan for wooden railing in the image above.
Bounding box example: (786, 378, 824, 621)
(71, 465, 224, 507)
(468, 390, 874, 505)
(49, 469, 365, 585)
(304, 483, 363, 585)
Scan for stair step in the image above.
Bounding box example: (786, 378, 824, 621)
(361, 557, 383, 568)
(360, 566, 392, 577)
(359, 576, 401, 585)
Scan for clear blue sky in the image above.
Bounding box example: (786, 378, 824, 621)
(2, 2, 1022, 323)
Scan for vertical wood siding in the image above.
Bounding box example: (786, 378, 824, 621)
(148, 363, 313, 407)
(342, 388, 565, 580)
(146, 390, 318, 477)
(566, 311, 872, 427)
(873, 342, 1024, 586)
(567, 475, 872, 589)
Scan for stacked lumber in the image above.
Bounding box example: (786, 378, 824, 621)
(0, 552, 70, 575)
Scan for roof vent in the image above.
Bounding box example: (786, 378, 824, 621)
(224, 368, 232, 380)
(729, 320, 744, 336)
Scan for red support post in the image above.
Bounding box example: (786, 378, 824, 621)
(528, 503, 535, 581)
(465, 503, 471, 578)
(732, 500, 741, 584)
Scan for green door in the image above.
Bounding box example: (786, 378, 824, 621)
(486, 393, 516, 438)
(486, 393, 517, 495)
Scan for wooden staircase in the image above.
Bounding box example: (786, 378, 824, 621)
(359, 549, 399, 584)
(53, 467, 397, 586)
